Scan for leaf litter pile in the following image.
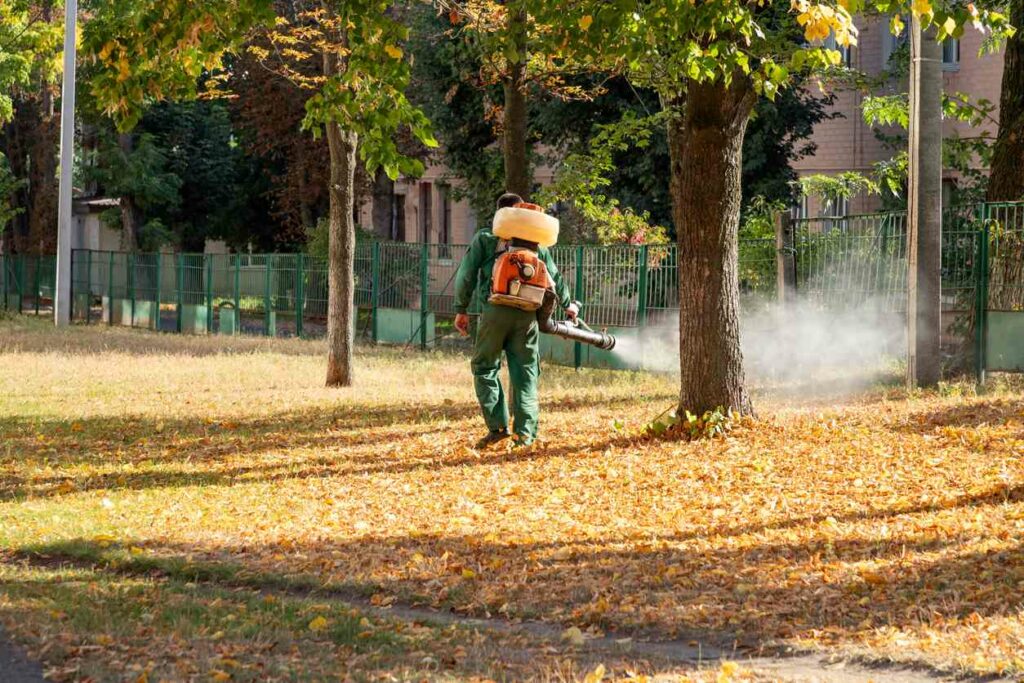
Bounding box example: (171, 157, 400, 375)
(1, 320, 1023, 680)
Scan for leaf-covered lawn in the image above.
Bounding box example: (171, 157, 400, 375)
(2, 317, 1023, 680)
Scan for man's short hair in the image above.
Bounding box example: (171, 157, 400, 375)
(496, 192, 523, 209)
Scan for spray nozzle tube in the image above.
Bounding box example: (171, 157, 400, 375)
(536, 293, 616, 350)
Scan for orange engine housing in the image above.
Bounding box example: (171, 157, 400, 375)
(488, 248, 550, 311)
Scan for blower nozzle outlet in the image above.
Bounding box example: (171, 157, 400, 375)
(536, 293, 616, 350)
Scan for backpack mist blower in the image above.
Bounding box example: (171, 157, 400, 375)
(488, 202, 616, 351)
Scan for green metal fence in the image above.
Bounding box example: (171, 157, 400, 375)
(4, 200, 1024, 374)
(48, 241, 773, 346)
(1, 254, 56, 315)
(792, 211, 909, 311)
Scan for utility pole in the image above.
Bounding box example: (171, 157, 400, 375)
(906, 15, 943, 387)
(54, 0, 78, 326)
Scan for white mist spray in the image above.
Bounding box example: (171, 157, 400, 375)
(612, 299, 905, 391)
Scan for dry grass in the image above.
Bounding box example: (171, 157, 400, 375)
(2, 317, 1024, 680)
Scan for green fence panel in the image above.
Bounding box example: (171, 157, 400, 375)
(738, 238, 777, 313)
(377, 242, 422, 311)
(793, 212, 909, 312)
(986, 202, 1024, 311)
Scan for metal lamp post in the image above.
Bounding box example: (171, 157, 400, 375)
(54, 0, 78, 326)
(906, 14, 943, 387)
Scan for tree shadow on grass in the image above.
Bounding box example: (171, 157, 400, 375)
(0, 394, 653, 501)
(893, 396, 1024, 435)
(12, 526, 1023, 675)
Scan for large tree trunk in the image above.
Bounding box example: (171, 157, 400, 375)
(27, 114, 59, 254)
(118, 133, 141, 251)
(502, 2, 530, 198)
(6, 90, 58, 254)
(988, 0, 1024, 201)
(667, 79, 756, 416)
(24, 0, 58, 255)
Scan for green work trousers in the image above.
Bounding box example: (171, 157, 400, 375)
(471, 303, 541, 441)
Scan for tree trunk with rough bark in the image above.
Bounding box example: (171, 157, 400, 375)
(323, 48, 358, 387)
(502, 2, 529, 198)
(118, 133, 141, 251)
(988, 0, 1024, 201)
(26, 0, 58, 254)
(667, 79, 756, 416)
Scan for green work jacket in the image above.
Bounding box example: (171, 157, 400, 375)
(454, 230, 572, 315)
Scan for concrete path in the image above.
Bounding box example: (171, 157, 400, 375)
(0, 626, 44, 683)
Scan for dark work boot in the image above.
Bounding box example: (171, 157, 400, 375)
(475, 429, 510, 449)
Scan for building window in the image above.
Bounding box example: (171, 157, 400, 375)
(437, 185, 453, 259)
(822, 196, 849, 232)
(419, 183, 432, 242)
(393, 194, 406, 241)
(883, 29, 908, 69)
(884, 29, 958, 71)
(942, 38, 960, 70)
(942, 178, 958, 207)
(790, 196, 809, 220)
(439, 185, 452, 245)
(822, 32, 852, 67)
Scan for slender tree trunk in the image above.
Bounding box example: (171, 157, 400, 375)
(667, 79, 756, 416)
(323, 47, 358, 387)
(502, 2, 530, 198)
(988, 0, 1024, 200)
(118, 133, 141, 251)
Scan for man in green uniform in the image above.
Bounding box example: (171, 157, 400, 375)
(454, 193, 577, 448)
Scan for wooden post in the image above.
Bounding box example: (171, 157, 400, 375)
(775, 211, 796, 305)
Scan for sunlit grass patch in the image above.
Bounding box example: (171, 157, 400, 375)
(2, 319, 1024, 678)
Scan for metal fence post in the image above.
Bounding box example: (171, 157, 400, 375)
(1, 254, 7, 311)
(775, 212, 796, 305)
(154, 252, 162, 331)
(264, 254, 272, 336)
(205, 254, 214, 333)
(420, 243, 429, 350)
(85, 250, 92, 324)
(175, 253, 183, 333)
(974, 207, 991, 384)
(371, 241, 380, 343)
(34, 254, 41, 315)
(295, 253, 304, 339)
(12, 256, 21, 313)
(233, 254, 241, 334)
(107, 251, 115, 326)
(68, 252, 75, 320)
(574, 245, 584, 370)
(637, 244, 649, 328)
(129, 251, 136, 326)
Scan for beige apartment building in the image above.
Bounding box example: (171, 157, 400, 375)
(359, 17, 1005, 242)
(792, 17, 1004, 217)
(356, 161, 557, 246)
